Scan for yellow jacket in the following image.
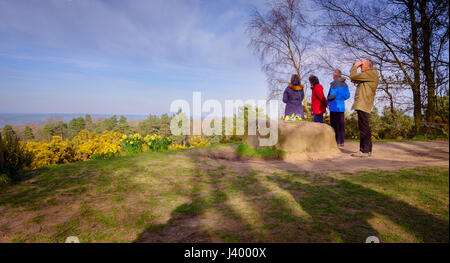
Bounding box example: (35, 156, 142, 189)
(350, 65, 379, 113)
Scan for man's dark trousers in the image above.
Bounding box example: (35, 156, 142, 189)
(330, 111, 345, 145)
(357, 110, 372, 153)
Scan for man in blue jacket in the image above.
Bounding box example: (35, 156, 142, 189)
(327, 69, 350, 146)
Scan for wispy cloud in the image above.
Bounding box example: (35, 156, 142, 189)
(0, 0, 268, 114)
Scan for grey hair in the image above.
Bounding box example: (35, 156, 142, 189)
(333, 69, 346, 81)
(333, 69, 342, 78)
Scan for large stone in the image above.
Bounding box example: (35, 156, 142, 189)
(245, 120, 338, 154)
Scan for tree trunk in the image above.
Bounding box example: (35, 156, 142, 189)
(408, 0, 422, 134)
(420, 0, 436, 122)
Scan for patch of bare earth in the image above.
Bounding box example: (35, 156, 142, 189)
(195, 142, 449, 173)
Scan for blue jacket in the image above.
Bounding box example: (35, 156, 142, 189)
(327, 79, 350, 112)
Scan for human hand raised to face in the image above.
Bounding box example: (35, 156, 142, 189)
(354, 61, 363, 68)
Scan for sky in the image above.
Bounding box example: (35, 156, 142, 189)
(0, 0, 273, 115)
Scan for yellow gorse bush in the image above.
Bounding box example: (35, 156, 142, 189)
(25, 136, 74, 169)
(25, 131, 123, 168)
(21, 131, 212, 169)
(72, 130, 123, 160)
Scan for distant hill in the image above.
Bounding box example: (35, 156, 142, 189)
(0, 113, 148, 128)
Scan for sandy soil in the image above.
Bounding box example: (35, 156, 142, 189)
(285, 141, 449, 171)
(200, 141, 449, 173)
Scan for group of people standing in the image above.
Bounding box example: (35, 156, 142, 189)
(282, 59, 379, 158)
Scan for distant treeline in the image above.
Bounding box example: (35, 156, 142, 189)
(0, 114, 173, 142)
(1, 101, 449, 143)
(0, 113, 148, 128)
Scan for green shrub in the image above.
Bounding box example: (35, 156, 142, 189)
(120, 134, 144, 154)
(0, 134, 34, 180)
(235, 143, 256, 157)
(235, 143, 284, 160)
(0, 173, 11, 186)
(144, 134, 171, 151)
(413, 134, 449, 140)
(205, 135, 222, 145)
(345, 107, 416, 139)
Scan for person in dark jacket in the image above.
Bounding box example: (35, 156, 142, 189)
(309, 75, 328, 123)
(283, 74, 305, 118)
(327, 69, 350, 146)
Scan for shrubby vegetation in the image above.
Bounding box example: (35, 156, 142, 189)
(343, 105, 448, 140)
(71, 130, 123, 161)
(0, 134, 33, 182)
(1, 102, 448, 183)
(0, 129, 214, 183)
(235, 143, 285, 160)
(0, 107, 254, 182)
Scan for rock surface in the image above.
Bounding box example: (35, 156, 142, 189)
(245, 120, 339, 154)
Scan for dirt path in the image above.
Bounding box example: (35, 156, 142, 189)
(200, 141, 449, 173)
(286, 141, 449, 172)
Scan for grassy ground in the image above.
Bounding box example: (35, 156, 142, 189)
(235, 143, 285, 160)
(0, 146, 448, 243)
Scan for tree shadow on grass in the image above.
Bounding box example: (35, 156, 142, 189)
(267, 165, 449, 242)
(133, 165, 213, 242)
(135, 147, 448, 243)
(134, 154, 264, 243)
(0, 165, 89, 208)
(133, 151, 363, 242)
(0, 156, 140, 209)
(2, 145, 447, 243)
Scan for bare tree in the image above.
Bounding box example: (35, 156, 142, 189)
(378, 58, 409, 137)
(418, 0, 449, 121)
(316, 45, 412, 135)
(316, 0, 426, 133)
(317, 0, 449, 132)
(247, 0, 313, 116)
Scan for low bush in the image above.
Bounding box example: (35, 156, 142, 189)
(344, 107, 416, 140)
(144, 134, 171, 151)
(120, 133, 144, 154)
(235, 143, 284, 160)
(0, 134, 34, 180)
(25, 136, 75, 168)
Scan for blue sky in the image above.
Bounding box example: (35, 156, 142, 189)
(0, 0, 271, 115)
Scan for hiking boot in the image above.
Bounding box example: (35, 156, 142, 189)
(350, 151, 371, 158)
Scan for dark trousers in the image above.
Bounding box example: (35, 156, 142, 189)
(313, 114, 324, 123)
(357, 110, 372, 153)
(330, 111, 345, 144)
